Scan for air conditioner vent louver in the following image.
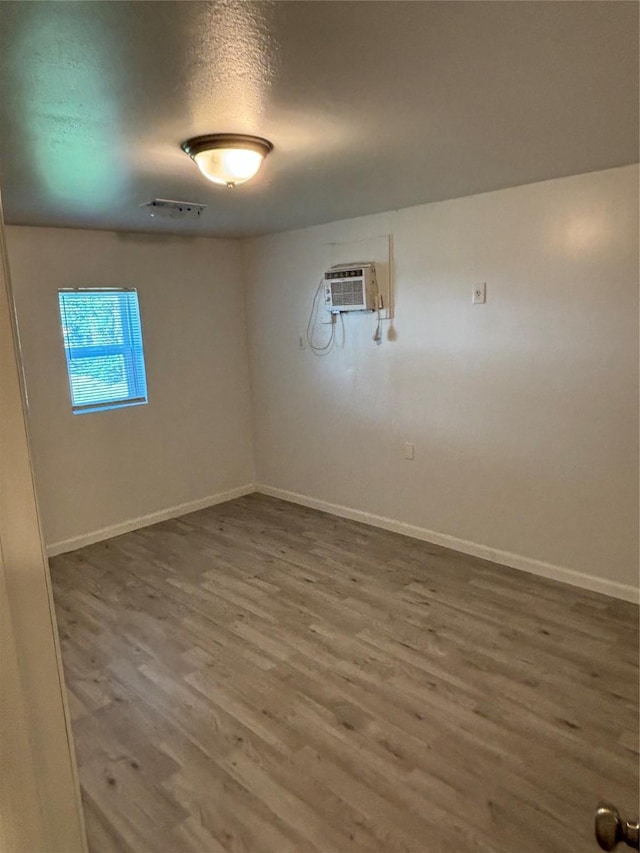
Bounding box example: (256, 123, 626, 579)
(330, 280, 362, 306)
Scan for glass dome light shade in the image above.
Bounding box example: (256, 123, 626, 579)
(182, 134, 274, 188)
(193, 148, 264, 187)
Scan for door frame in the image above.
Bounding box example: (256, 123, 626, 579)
(0, 193, 87, 853)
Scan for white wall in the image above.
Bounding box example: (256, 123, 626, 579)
(6, 168, 638, 600)
(6, 227, 254, 550)
(244, 166, 639, 598)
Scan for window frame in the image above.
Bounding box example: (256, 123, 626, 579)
(58, 287, 148, 415)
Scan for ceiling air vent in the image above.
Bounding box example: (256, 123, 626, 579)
(141, 199, 206, 220)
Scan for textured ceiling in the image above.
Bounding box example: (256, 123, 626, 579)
(0, 1, 637, 237)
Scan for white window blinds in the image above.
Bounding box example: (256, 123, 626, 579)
(58, 288, 148, 414)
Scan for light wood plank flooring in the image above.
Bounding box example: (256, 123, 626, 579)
(50, 494, 639, 853)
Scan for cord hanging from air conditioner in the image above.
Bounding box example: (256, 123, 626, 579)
(338, 311, 346, 349)
(306, 279, 337, 356)
(372, 307, 382, 344)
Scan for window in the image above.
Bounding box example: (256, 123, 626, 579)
(58, 288, 148, 414)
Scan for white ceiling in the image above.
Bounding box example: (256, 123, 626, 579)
(0, 1, 637, 237)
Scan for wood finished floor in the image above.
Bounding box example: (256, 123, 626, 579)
(50, 494, 639, 853)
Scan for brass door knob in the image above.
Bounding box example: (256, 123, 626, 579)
(595, 803, 640, 850)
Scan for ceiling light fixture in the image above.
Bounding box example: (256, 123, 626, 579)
(181, 134, 273, 188)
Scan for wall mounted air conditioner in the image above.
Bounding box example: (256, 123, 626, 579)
(323, 263, 378, 313)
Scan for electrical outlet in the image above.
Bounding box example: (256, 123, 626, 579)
(473, 283, 486, 304)
(404, 442, 415, 461)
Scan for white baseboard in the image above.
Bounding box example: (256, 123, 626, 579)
(47, 480, 639, 604)
(256, 484, 639, 605)
(46, 483, 256, 557)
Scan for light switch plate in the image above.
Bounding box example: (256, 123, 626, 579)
(473, 282, 486, 304)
